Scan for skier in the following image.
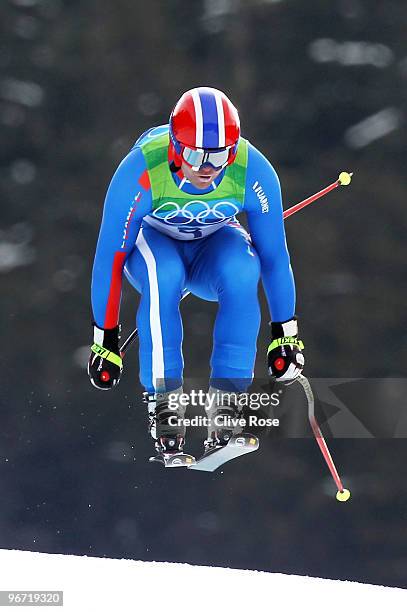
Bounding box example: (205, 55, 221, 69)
(88, 86, 305, 464)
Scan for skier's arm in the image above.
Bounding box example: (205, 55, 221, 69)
(244, 143, 304, 383)
(91, 147, 152, 329)
(244, 143, 295, 322)
(88, 147, 152, 390)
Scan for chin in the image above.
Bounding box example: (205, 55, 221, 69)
(197, 178, 213, 187)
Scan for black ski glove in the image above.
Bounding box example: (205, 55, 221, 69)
(88, 324, 123, 390)
(267, 317, 305, 385)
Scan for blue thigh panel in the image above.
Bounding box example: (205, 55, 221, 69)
(124, 226, 186, 393)
(185, 223, 261, 391)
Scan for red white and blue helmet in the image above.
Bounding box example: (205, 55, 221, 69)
(169, 87, 240, 169)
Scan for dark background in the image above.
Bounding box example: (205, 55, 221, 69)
(1, 0, 406, 589)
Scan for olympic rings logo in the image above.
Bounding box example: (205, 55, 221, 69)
(152, 200, 240, 226)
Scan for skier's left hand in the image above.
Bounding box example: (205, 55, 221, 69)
(267, 317, 304, 385)
(88, 323, 123, 390)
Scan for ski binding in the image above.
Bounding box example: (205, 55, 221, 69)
(188, 433, 259, 472)
(149, 452, 196, 468)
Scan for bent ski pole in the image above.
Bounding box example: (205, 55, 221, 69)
(296, 375, 351, 502)
(120, 171, 353, 355)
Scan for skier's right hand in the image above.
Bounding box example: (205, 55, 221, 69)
(87, 323, 123, 390)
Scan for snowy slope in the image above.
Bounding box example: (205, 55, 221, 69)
(0, 549, 405, 611)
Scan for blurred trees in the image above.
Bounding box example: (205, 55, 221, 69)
(1, 0, 405, 390)
(0, 0, 406, 585)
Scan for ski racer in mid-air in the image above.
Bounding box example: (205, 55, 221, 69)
(88, 86, 305, 464)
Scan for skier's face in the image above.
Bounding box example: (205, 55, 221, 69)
(181, 161, 223, 189)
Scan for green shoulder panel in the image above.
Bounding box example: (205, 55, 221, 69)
(228, 138, 248, 201)
(139, 133, 172, 204)
(139, 133, 169, 169)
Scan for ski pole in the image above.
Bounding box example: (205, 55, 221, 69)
(296, 375, 351, 502)
(120, 170, 353, 355)
(282, 171, 353, 220)
(120, 327, 139, 356)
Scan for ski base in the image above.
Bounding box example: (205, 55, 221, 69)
(149, 452, 196, 468)
(188, 433, 259, 472)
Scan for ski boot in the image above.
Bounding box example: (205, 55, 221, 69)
(188, 387, 259, 471)
(144, 388, 195, 468)
(203, 387, 244, 451)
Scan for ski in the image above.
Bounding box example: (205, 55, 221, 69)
(188, 433, 259, 472)
(149, 452, 196, 468)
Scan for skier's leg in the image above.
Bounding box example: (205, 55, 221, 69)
(125, 227, 188, 452)
(186, 223, 261, 448)
(124, 226, 186, 394)
(187, 222, 261, 393)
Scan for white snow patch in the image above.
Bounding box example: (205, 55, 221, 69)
(0, 548, 405, 611)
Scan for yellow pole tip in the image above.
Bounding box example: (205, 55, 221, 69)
(336, 488, 351, 502)
(338, 172, 353, 186)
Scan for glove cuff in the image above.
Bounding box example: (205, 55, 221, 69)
(268, 337, 304, 353)
(271, 316, 298, 339)
(91, 344, 123, 367)
(92, 323, 120, 352)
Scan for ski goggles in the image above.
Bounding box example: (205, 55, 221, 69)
(181, 146, 232, 171)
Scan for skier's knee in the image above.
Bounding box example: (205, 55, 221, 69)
(217, 254, 260, 291)
(140, 256, 185, 296)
